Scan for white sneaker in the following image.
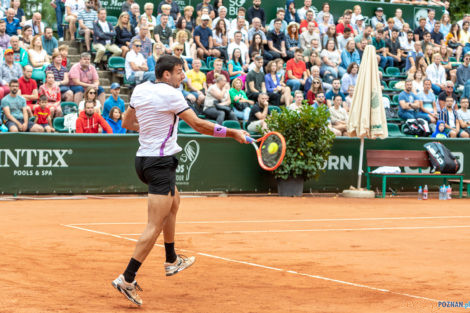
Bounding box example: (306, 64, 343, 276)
(164, 254, 195, 276)
(111, 274, 143, 306)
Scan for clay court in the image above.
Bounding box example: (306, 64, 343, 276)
(1, 196, 469, 313)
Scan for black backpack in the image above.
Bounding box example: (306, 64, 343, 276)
(403, 118, 431, 137)
(424, 142, 460, 173)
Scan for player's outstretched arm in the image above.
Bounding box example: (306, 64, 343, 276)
(122, 107, 140, 132)
(179, 109, 249, 143)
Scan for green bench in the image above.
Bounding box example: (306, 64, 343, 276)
(365, 149, 464, 198)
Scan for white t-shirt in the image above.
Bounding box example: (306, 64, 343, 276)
(78, 99, 102, 112)
(125, 50, 146, 79)
(65, 0, 85, 15)
(320, 49, 340, 66)
(227, 41, 249, 64)
(457, 109, 470, 124)
(130, 81, 190, 157)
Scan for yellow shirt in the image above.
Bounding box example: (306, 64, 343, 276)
(460, 30, 470, 46)
(186, 70, 206, 92)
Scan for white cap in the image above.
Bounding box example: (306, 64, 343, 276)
(201, 14, 210, 20)
(356, 15, 364, 21)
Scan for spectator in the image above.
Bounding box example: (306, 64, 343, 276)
(414, 17, 427, 42)
(1, 79, 42, 132)
(212, 19, 228, 60)
(329, 95, 348, 136)
(438, 81, 458, 111)
(41, 27, 58, 56)
(203, 74, 237, 124)
(440, 13, 451, 38)
(38, 71, 62, 117)
(457, 97, 470, 135)
(247, 92, 269, 133)
(462, 21, 470, 53)
(229, 7, 248, 31)
(354, 25, 373, 47)
(337, 27, 353, 51)
(288, 90, 304, 112)
(103, 82, 124, 118)
(115, 12, 135, 58)
(131, 25, 152, 57)
(193, 14, 219, 59)
(24, 12, 44, 36)
(229, 77, 253, 122)
(58, 45, 69, 68)
(340, 40, 360, 72)
(445, 23, 463, 62)
(315, 3, 334, 25)
(249, 32, 271, 62)
(11, 0, 25, 27)
(299, 9, 316, 34)
(51, 0, 65, 40)
(9, 35, 27, 67)
(75, 100, 112, 133)
(405, 41, 423, 73)
(128, 3, 140, 29)
(246, 0, 265, 26)
(121, 0, 133, 13)
(33, 95, 54, 132)
(105, 106, 126, 133)
(431, 21, 444, 46)
(228, 16, 248, 44)
(373, 29, 393, 69)
(371, 7, 385, 30)
(425, 9, 436, 33)
(18, 65, 38, 112)
(186, 58, 207, 94)
(93, 9, 122, 68)
(286, 22, 300, 59)
(306, 77, 323, 105)
(174, 30, 194, 64)
(412, 69, 425, 94)
(228, 30, 249, 63)
(212, 6, 230, 33)
(336, 12, 352, 35)
(300, 22, 320, 58)
(285, 48, 307, 92)
(142, 3, 157, 31)
(28, 35, 49, 69)
(156, 4, 175, 29)
(393, 8, 405, 31)
(313, 91, 327, 108)
(0, 19, 10, 50)
(145, 41, 163, 72)
(265, 60, 292, 105)
(439, 96, 466, 138)
(267, 18, 287, 61)
(318, 12, 332, 35)
(125, 39, 155, 84)
(65, 0, 85, 41)
(196, 0, 214, 18)
(78, 86, 101, 112)
(431, 120, 447, 138)
(69, 52, 104, 104)
(206, 58, 229, 86)
(227, 48, 246, 81)
(400, 30, 414, 54)
(386, 28, 405, 69)
(0, 48, 22, 99)
(325, 79, 346, 107)
(46, 51, 73, 102)
(157, 0, 180, 21)
(341, 62, 358, 94)
(77, 0, 97, 52)
(345, 85, 354, 111)
(353, 15, 365, 35)
(458, 52, 470, 96)
(398, 79, 430, 122)
(154, 13, 173, 54)
(426, 53, 446, 94)
(4, 8, 20, 36)
(268, 9, 287, 34)
(321, 39, 342, 78)
(171, 43, 189, 71)
(246, 55, 280, 105)
(181, 6, 195, 32)
(418, 78, 439, 123)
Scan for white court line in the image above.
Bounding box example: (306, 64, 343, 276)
(67, 215, 470, 226)
(117, 224, 470, 236)
(62, 223, 442, 303)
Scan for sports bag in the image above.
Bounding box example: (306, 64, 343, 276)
(402, 118, 431, 137)
(424, 142, 460, 173)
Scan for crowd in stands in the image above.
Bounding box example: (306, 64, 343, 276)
(0, 0, 469, 137)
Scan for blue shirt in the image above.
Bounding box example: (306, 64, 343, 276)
(325, 90, 346, 102)
(340, 49, 360, 69)
(398, 90, 419, 113)
(194, 26, 212, 49)
(405, 51, 423, 71)
(42, 36, 58, 56)
(4, 17, 21, 36)
(105, 117, 127, 133)
(102, 95, 125, 118)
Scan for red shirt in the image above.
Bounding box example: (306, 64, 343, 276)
(285, 59, 306, 81)
(299, 19, 318, 34)
(34, 106, 50, 125)
(61, 57, 68, 68)
(18, 76, 38, 106)
(336, 23, 353, 34)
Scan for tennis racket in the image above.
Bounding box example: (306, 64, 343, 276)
(246, 131, 286, 171)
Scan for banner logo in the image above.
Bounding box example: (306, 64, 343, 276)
(176, 140, 200, 185)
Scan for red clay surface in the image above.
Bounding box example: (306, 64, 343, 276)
(1, 196, 470, 313)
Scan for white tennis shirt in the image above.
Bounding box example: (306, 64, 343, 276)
(130, 81, 190, 157)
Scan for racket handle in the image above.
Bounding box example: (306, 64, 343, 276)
(245, 136, 254, 144)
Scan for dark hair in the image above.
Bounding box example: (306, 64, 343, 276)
(85, 100, 95, 108)
(274, 18, 282, 24)
(44, 26, 53, 33)
(249, 33, 264, 54)
(109, 106, 122, 119)
(344, 27, 351, 33)
(295, 48, 303, 54)
(347, 62, 358, 74)
(176, 16, 186, 30)
(377, 29, 384, 34)
(155, 55, 184, 79)
(231, 48, 242, 64)
(39, 94, 48, 102)
(334, 94, 343, 101)
(9, 79, 18, 86)
(214, 19, 226, 36)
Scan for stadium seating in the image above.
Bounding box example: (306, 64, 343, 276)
(53, 117, 67, 133)
(178, 120, 199, 134)
(387, 123, 405, 137)
(222, 120, 241, 129)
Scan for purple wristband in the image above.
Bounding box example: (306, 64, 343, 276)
(213, 124, 227, 137)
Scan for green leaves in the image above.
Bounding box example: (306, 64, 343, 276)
(265, 105, 335, 181)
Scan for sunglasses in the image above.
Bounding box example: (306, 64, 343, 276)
(134, 44, 142, 47)
(313, 82, 320, 84)
(89, 91, 96, 94)
(175, 48, 183, 51)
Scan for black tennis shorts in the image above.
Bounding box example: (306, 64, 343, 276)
(135, 156, 178, 196)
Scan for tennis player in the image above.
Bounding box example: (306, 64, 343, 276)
(112, 55, 248, 306)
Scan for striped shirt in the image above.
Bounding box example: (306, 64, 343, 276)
(130, 81, 190, 157)
(78, 9, 97, 30)
(46, 64, 68, 82)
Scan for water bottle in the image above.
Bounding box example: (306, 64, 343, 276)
(418, 186, 423, 200)
(423, 185, 428, 200)
(439, 185, 445, 200)
(447, 185, 452, 200)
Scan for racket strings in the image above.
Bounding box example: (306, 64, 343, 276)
(260, 135, 283, 168)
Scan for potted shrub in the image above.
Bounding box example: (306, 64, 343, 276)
(265, 103, 335, 196)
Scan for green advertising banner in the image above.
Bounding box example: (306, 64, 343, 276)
(105, 0, 442, 29)
(0, 134, 467, 195)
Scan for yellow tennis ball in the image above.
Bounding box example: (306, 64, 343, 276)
(267, 142, 279, 154)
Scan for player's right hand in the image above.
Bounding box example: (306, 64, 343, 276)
(232, 129, 250, 144)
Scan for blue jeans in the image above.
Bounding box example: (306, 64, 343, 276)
(286, 79, 302, 91)
(398, 109, 430, 122)
(379, 55, 394, 69)
(321, 65, 338, 78)
(127, 71, 156, 84)
(233, 106, 251, 122)
(431, 83, 442, 95)
(55, 0, 64, 38)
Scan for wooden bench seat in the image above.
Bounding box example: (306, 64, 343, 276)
(365, 150, 464, 198)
